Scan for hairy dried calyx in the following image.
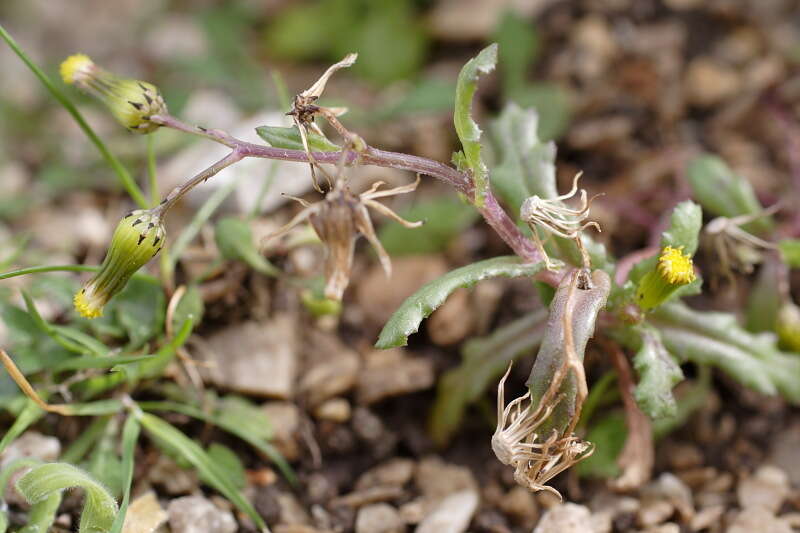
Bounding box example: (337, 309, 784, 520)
(493, 269, 611, 498)
(636, 246, 696, 310)
(60, 54, 167, 133)
(74, 209, 165, 318)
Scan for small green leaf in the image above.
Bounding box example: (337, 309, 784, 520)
(687, 155, 771, 233)
(489, 102, 558, 213)
(378, 197, 478, 256)
(778, 239, 800, 268)
(138, 413, 266, 529)
(507, 83, 571, 141)
(109, 277, 166, 348)
(16, 463, 118, 533)
(215, 217, 279, 276)
(376, 256, 542, 349)
(255, 125, 339, 152)
(660, 200, 702, 255)
(109, 415, 140, 533)
(170, 284, 204, 332)
(632, 325, 683, 419)
(453, 43, 497, 205)
(494, 11, 539, 94)
(576, 412, 626, 479)
(19, 491, 62, 533)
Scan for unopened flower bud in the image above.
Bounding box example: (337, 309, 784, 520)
(777, 302, 800, 353)
(74, 210, 165, 318)
(60, 54, 167, 133)
(636, 246, 696, 310)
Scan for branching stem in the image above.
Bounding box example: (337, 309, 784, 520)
(150, 114, 562, 286)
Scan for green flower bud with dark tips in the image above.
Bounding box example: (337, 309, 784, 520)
(60, 54, 167, 133)
(74, 209, 165, 318)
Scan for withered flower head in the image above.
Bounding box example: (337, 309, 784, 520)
(704, 206, 779, 284)
(520, 172, 600, 270)
(267, 176, 422, 301)
(492, 365, 593, 499)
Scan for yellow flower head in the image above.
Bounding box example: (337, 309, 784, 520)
(59, 53, 167, 133)
(60, 54, 95, 85)
(657, 246, 696, 285)
(74, 209, 165, 319)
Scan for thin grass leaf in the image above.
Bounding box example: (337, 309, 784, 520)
(138, 412, 267, 529)
(16, 463, 118, 533)
(61, 417, 110, 464)
(376, 256, 543, 349)
(0, 25, 147, 208)
(0, 265, 158, 283)
(109, 415, 141, 533)
(21, 290, 95, 355)
(52, 353, 154, 373)
(453, 43, 497, 205)
(0, 399, 43, 455)
(138, 400, 295, 486)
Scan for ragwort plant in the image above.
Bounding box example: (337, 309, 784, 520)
(1, 23, 800, 531)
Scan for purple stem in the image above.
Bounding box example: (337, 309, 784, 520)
(151, 114, 562, 286)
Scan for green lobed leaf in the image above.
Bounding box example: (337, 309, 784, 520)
(378, 197, 479, 256)
(109, 415, 141, 533)
(660, 200, 702, 255)
(778, 239, 800, 268)
(376, 256, 543, 349)
(429, 309, 549, 446)
(489, 102, 558, 213)
(16, 463, 118, 533)
(453, 43, 497, 205)
(138, 412, 267, 529)
(632, 325, 683, 419)
(255, 125, 339, 152)
(686, 155, 771, 233)
(109, 277, 166, 348)
(215, 217, 279, 276)
(650, 302, 800, 402)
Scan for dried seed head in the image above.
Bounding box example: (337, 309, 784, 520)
(60, 54, 167, 133)
(266, 177, 422, 301)
(636, 246, 696, 310)
(520, 173, 600, 269)
(704, 210, 778, 284)
(74, 209, 165, 318)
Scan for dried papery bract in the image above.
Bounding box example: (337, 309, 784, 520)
(520, 173, 601, 270)
(288, 53, 359, 192)
(493, 269, 610, 498)
(266, 175, 422, 300)
(704, 205, 779, 286)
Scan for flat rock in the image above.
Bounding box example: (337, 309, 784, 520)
(300, 330, 360, 407)
(122, 491, 168, 533)
(357, 348, 435, 405)
(356, 458, 416, 491)
(533, 503, 595, 533)
(415, 490, 479, 533)
(0, 431, 61, 506)
(768, 424, 800, 486)
(737, 465, 790, 513)
(415, 456, 478, 504)
(168, 495, 237, 533)
(727, 506, 793, 533)
(148, 454, 198, 495)
(356, 503, 405, 533)
(202, 316, 297, 399)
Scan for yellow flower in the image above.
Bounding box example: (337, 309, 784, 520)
(657, 246, 696, 284)
(59, 54, 167, 133)
(60, 54, 94, 85)
(637, 246, 696, 310)
(74, 209, 165, 318)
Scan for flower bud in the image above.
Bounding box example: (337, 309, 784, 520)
(74, 210, 165, 318)
(777, 302, 800, 353)
(60, 54, 167, 133)
(636, 246, 696, 310)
